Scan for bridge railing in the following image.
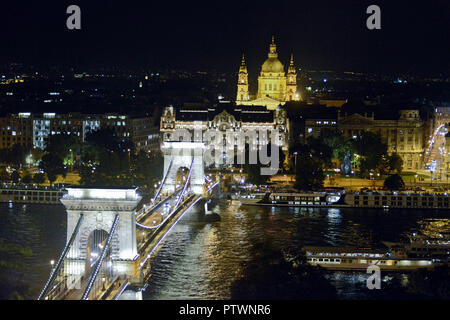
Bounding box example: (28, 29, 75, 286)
(136, 187, 182, 222)
(136, 158, 194, 231)
(137, 193, 203, 271)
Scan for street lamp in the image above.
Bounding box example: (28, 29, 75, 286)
(102, 277, 106, 291)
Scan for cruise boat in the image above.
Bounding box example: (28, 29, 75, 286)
(239, 192, 343, 207)
(303, 238, 449, 271)
(0, 185, 66, 204)
(239, 189, 450, 210)
(343, 191, 450, 209)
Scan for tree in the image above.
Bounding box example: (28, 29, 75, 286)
(321, 130, 355, 164)
(11, 171, 20, 183)
(30, 147, 44, 164)
(44, 134, 78, 158)
(241, 144, 270, 186)
(0, 169, 9, 181)
(306, 136, 333, 167)
(33, 173, 46, 184)
(383, 174, 405, 190)
(22, 174, 32, 184)
(294, 154, 325, 191)
(131, 151, 164, 188)
(39, 154, 65, 185)
(244, 163, 269, 186)
(0, 144, 29, 167)
(352, 131, 387, 178)
(79, 129, 134, 187)
(381, 153, 403, 174)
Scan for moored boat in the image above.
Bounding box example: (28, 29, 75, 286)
(303, 237, 449, 272)
(239, 191, 343, 207)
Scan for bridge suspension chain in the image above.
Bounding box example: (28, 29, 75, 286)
(38, 213, 84, 300)
(152, 157, 173, 204)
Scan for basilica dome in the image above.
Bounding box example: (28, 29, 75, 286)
(261, 57, 284, 73)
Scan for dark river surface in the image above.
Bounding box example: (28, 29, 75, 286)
(0, 200, 449, 299)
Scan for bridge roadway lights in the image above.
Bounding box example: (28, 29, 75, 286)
(60, 188, 142, 280)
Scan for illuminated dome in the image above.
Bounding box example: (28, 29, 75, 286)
(260, 36, 285, 74)
(261, 57, 284, 73)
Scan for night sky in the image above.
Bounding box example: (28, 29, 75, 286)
(1, 0, 449, 74)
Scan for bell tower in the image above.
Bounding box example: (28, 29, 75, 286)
(236, 54, 249, 103)
(286, 54, 299, 101)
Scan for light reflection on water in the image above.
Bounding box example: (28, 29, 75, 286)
(142, 201, 449, 299)
(0, 201, 448, 299)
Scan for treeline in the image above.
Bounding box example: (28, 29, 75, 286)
(0, 129, 163, 189)
(39, 129, 163, 188)
(240, 130, 404, 190)
(291, 130, 403, 190)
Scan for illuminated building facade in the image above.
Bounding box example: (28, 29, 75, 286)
(0, 113, 159, 153)
(303, 108, 431, 171)
(160, 103, 289, 168)
(236, 37, 299, 110)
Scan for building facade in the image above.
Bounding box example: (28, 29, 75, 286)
(160, 103, 289, 168)
(236, 37, 300, 110)
(304, 108, 431, 171)
(0, 113, 159, 153)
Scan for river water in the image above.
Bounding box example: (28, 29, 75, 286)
(0, 201, 448, 299)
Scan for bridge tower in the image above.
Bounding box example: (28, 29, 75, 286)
(60, 188, 142, 280)
(161, 141, 205, 195)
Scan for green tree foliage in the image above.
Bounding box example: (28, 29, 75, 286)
(0, 144, 30, 167)
(383, 174, 405, 190)
(352, 131, 387, 178)
(131, 150, 164, 188)
(306, 136, 333, 167)
(230, 242, 336, 299)
(244, 163, 269, 186)
(79, 129, 133, 187)
(22, 174, 32, 184)
(11, 171, 20, 182)
(44, 134, 80, 163)
(39, 154, 65, 185)
(0, 239, 33, 300)
(294, 152, 325, 191)
(78, 129, 162, 189)
(30, 148, 44, 164)
(0, 169, 9, 181)
(321, 130, 355, 163)
(381, 153, 403, 174)
(33, 172, 46, 184)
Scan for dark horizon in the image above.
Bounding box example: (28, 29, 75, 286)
(1, 0, 449, 75)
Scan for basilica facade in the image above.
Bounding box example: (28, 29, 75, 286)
(236, 37, 300, 110)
